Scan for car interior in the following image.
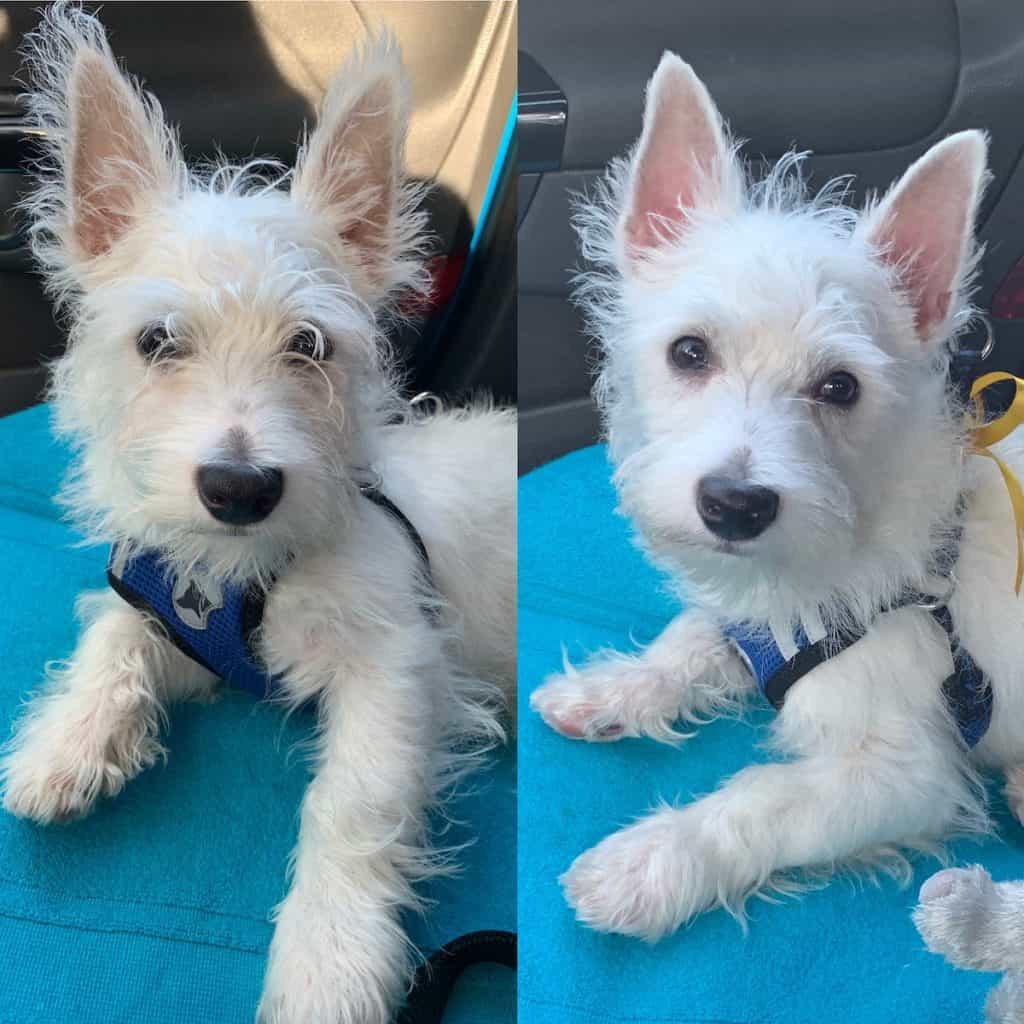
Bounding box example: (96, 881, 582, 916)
(517, 0, 1024, 471)
(0, 0, 517, 417)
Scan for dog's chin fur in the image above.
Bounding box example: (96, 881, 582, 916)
(0, 7, 515, 1024)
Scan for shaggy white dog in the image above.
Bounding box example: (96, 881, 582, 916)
(532, 51, 1024, 942)
(0, 6, 515, 1023)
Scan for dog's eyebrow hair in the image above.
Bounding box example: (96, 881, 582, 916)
(806, 332, 893, 370)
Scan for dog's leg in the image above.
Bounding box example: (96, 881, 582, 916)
(915, 866, 1024, 973)
(258, 628, 447, 1024)
(531, 610, 748, 742)
(1, 591, 216, 823)
(562, 741, 975, 939)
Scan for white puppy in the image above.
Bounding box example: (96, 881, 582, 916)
(0, 6, 515, 1024)
(532, 51, 1024, 941)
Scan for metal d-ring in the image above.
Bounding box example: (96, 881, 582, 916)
(354, 466, 384, 494)
(978, 313, 995, 361)
(913, 571, 957, 612)
(409, 391, 443, 418)
(961, 312, 995, 362)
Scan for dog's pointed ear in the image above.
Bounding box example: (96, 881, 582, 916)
(292, 34, 412, 295)
(862, 131, 989, 344)
(23, 4, 182, 266)
(618, 53, 742, 274)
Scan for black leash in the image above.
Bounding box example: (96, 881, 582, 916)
(397, 930, 517, 1024)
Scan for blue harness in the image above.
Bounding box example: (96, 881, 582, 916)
(724, 598, 993, 748)
(106, 486, 432, 700)
(108, 545, 278, 698)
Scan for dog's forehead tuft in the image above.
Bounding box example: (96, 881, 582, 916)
(638, 208, 887, 357)
(164, 190, 337, 272)
(110, 189, 371, 327)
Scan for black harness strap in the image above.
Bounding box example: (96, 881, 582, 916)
(762, 631, 861, 710)
(762, 594, 993, 746)
(360, 483, 433, 578)
(931, 602, 994, 747)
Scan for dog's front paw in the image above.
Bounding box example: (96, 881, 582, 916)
(258, 905, 406, 1024)
(2, 744, 111, 824)
(562, 813, 702, 940)
(1, 705, 162, 824)
(531, 670, 627, 741)
(531, 659, 683, 743)
(913, 865, 999, 969)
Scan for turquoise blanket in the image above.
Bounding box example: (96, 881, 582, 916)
(0, 404, 514, 1024)
(519, 444, 1021, 1024)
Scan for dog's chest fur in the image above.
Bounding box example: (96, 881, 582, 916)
(257, 498, 438, 706)
(765, 439, 1024, 769)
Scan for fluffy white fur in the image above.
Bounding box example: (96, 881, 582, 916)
(915, 865, 1024, 1022)
(532, 51, 1024, 941)
(0, 6, 515, 1023)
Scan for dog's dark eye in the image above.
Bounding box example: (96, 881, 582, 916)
(818, 371, 859, 406)
(669, 336, 710, 372)
(136, 324, 180, 362)
(286, 328, 333, 361)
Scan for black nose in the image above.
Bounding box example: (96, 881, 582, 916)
(196, 465, 284, 525)
(696, 475, 779, 541)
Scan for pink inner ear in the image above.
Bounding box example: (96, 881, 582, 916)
(299, 75, 398, 284)
(876, 203, 963, 338)
(69, 52, 154, 259)
(871, 144, 980, 341)
(627, 120, 719, 253)
(622, 60, 729, 263)
(338, 87, 394, 258)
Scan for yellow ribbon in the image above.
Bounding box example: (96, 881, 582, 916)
(969, 371, 1024, 594)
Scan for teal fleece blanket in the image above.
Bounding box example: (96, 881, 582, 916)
(0, 403, 514, 1024)
(518, 443, 1022, 1024)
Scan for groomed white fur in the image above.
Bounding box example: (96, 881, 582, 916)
(532, 52, 1024, 941)
(0, 5, 515, 1023)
